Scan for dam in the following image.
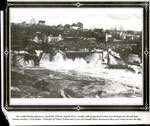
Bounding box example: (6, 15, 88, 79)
(11, 49, 141, 72)
(11, 49, 142, 98)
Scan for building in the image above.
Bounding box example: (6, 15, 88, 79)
(32, 32, 42, 43)
(94, 28, 103, 33)
(33, 35, 39, 43)
(48, 34, 63, 43)
(77, 22, 83, 29)
(71, 22, 83, 30)
(125, 34, 134, 41)
(106, 33, 113, 42)
(71, 26, 79, 30)
(38, 20, 45, 25)
(133, 31, 142, 41)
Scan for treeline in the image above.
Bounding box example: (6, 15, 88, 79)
(11, 23, 106, 47)
(11, 24, 63, 46)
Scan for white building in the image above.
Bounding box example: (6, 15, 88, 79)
(32, 35, 39, 43)
(48, 34, 63, 43)
(106, 33, 112, 42)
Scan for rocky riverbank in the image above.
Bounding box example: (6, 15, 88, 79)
(11, 66, 142, 98)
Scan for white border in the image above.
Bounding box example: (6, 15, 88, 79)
(10, 98, 143, 105)
(9, 7, 144, 106)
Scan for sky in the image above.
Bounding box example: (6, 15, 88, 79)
(10, 8, 143, 31)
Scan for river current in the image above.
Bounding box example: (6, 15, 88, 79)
(35, 52, 143, 98)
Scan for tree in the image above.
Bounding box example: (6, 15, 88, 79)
(64, 24, 71, 30)
(119, 25, 124, 31)
(29, 17, 36, 24)
(72, 23, 77, 27)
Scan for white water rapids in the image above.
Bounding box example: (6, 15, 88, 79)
(11, 51, 143, 98)
(40, 52, 142, 89)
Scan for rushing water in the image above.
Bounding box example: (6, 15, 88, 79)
(11, 51, 142, 98)
(38, 52, 142, 98)
(40, 52, 141, 85)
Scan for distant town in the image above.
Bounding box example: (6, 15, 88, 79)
(11, 20, 142, 61)
(11, 20, 142, 43)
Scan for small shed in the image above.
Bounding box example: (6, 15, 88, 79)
(38, 20, 45, 25)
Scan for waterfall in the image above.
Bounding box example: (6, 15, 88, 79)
(40, 51, 105, 77)
(84, 53, 103, 63)
(39, 51, 142, 90)
(102, 51, 125, 66)
(108, 55, 118, 65)
(40, 53, 51, 62)
(52, 52, 65, 63)
(26, 60, 34, 66)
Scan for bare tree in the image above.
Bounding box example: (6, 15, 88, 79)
(29, 17, 36, 24)
(119, 25, 124, 31)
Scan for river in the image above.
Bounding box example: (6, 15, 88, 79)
(11, 52, 142, 98)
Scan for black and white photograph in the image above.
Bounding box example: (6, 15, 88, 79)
(8, 6, 145, 106)
(1, 1, 150, 125)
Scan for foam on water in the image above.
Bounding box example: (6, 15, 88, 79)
(40, 52, 142, 88)
(40, 53, 51, 61)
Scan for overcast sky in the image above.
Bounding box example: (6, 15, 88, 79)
(10, 8, 143, 31)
